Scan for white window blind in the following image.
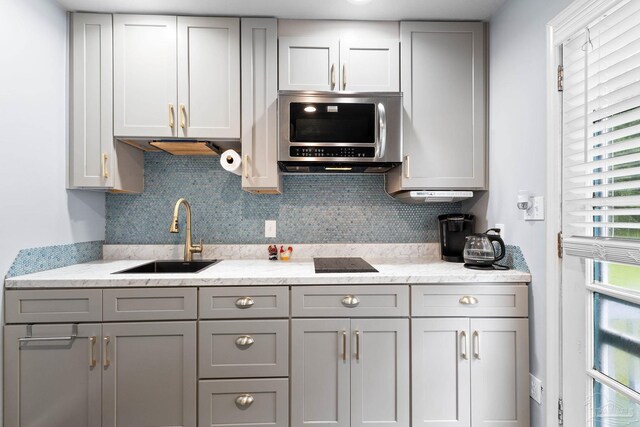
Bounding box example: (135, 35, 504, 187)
(563, 0, 640, 264)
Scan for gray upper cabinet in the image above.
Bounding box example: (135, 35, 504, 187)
(279, 37, 340, 91)
(386, 22, 486, 192)
(114, 15, 178, 138)
(4, 324, 103, 427)
(279, 36, 399, 92)
(102, 322, 197, 427)
(177, 17, 240, 139)
(241, 18, 282, 194)
(70, 13, 143, 193)
(114, 15, 240, 139)
(339, 40, 399, 92)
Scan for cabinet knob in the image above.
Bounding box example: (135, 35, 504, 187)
(235, 296, 255, 309)
(459, 295, 478, 305)
(235, 335, 255, 348)
(235, 394, 254, 408)
(342, 295, 360, 308)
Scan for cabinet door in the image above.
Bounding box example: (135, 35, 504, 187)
(339, 40, 399, 92)
(4, 324, 102, 427)
(177, 17, 240, 139)
(399, 22, 485, 189)
(241, 18, 281, 193)
(350, 319, 409, 427)
(412, 318, 471, 427)
(70, 13, 114, 188)
(114, 15, 177, 137)
(291, 319, 351, 427)
(470, 319, 529, 427)
(102, 322, 196, 427)
(279, 37, 339, 91)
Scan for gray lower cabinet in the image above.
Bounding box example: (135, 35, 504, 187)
(291, 318, 410, 427)
(412, 317, 530, 427)
(4, 323, 102, 427)
(199, 320, 288, 378)
(5, 321, 197, 427)
(198, 378, 288, 427)
(102, 321, 197, 427)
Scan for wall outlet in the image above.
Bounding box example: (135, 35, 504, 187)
(524, 196, 545, 221)
(265, 220, 277, 238)
(529, 373, 543, 404)
(495, 223, 505, 242)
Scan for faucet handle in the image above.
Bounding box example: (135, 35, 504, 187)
(191, 239, 203, 254)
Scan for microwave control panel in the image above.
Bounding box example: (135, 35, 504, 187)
(290, 146, 375, 158)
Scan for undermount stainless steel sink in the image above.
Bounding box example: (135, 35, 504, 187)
(113, 260, 220, 274)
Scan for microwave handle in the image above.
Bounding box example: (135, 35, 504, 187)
(376, 102, 387, 158)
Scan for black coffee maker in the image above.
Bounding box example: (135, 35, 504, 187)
(438, 214, 476, 262)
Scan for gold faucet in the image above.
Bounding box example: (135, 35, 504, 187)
(169, 198, 203, 262)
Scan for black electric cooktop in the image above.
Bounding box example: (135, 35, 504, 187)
(313, 257, 378, 274)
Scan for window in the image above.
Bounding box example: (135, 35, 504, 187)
(562, 0, 640, 423)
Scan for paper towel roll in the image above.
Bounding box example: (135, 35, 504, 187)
(220, 149, 242, 176)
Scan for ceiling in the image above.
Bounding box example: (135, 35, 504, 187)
(55, 0, 508, 21)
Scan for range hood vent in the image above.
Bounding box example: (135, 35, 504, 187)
(149, 140, 219, 156)
(391, 191, 473, 203)
(279, 162, 400, 174)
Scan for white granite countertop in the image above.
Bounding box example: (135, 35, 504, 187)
(5, 258, 531, 288)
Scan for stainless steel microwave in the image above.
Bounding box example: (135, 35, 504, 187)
(278, 91, 402, 173)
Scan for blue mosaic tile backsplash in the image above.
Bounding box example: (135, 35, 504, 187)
(503, 245, 530, 273)
(6, 240, 103, 278)
(106, 153, 463, 245)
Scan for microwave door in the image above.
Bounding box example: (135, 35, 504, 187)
(289, 103, 376, 144)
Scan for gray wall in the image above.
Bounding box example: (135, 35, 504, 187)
(477, 0, 572, 425)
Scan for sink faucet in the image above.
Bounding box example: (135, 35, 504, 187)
(169, 198, 203, 262)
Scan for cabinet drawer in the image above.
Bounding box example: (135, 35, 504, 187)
(199, 320, 288, 379)
(411, 285, 528, 317)
(198, 379, 288, 427)
(103, 288, 197, 321)
(292, 286, 409, 317)
(5, 289, 102, 324)
(199, 287, 289, 319)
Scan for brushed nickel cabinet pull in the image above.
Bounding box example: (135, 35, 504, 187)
(169, 103, 175, 128)
(235, 394, 254, 408)
(342, 330, 347, 361)
(342, 295, 360, 308)
(355, 330, 360, 361)
(235, 335, 255, 347)
(103, 336, 111, 368)
(460, 331, 468, 360)
(235, 296, 255, 309)
(89, 336, 97, 368)
(342, 64, 347, 90)
(330, 64, 336, 90)
(19, 324, 78, 343)
(243, 155, 249, 178)
(459, 296, 479, 305)
(473, 331, 480, 360)
(102, 153, 109, 179)
(180, 104, 186, 129)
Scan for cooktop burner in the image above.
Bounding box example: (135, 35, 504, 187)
(313, 257, 378, 274)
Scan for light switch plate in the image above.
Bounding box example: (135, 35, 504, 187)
(524, 196, 545, 221)
(265, 220, 277, 238)
(530, 373, 543, 404)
